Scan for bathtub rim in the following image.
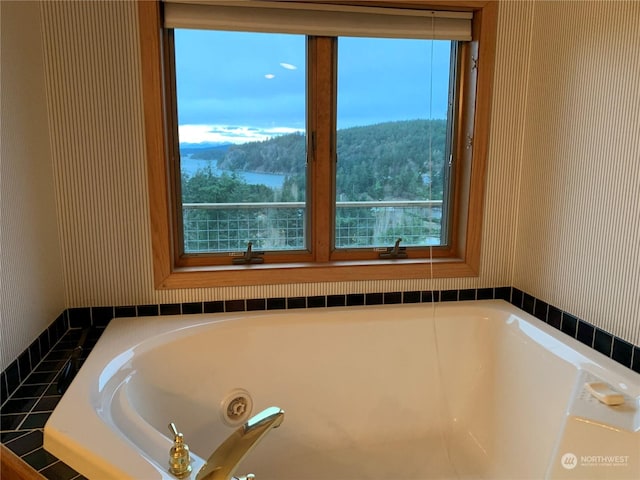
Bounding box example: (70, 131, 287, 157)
(43, 299, 640, 480)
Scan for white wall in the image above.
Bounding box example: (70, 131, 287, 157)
(512, 0, 640, 346)
(38, 0, 518, 308)
(0, 1, 65, 371)
(1, 1, 639, 370)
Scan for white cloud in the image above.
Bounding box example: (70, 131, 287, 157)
(179, 124, 303, 145)
(279, 62, 297, 70)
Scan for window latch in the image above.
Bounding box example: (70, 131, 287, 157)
(378, 238, 407, 259)
(232, 242, 264, 265)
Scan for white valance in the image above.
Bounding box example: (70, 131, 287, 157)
(163, 1, 473, 41)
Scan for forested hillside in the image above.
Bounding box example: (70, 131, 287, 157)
(184, 119, 447, 203)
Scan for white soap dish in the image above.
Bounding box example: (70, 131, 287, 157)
(586, 382, 625, 406)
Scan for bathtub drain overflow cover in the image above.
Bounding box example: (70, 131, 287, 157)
(220, 388, 254, 426)
(228, 397, 247, 418)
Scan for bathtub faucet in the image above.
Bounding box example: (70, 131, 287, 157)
(195, 406, 284, 480)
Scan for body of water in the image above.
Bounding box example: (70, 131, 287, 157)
(181, 156, 286, 189)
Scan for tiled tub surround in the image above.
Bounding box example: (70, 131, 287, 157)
(1, 287, 639, 478)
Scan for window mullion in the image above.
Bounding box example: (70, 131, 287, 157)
(308, 36, 336, 262)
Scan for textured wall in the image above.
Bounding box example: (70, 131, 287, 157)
(38, 1, 522, 306)
(0, 1, 66, 371)
(513, 0, 640, 346)
(4, 0, 637, 370)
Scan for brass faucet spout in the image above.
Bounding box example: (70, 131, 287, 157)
(196, 407, 284, 480)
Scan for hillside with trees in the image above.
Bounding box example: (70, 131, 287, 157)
(184, 119, 447, 203)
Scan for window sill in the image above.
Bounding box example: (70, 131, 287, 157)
(155, 258, 480, 289)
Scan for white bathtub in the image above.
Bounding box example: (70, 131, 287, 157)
(44, 300, 639, 479)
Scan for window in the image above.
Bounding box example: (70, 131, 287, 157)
(138, 1, 498, 288)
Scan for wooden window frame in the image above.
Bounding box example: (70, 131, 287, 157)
(138, 0, 498, 289)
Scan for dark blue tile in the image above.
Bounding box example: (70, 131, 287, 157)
(11, 384, 47, 399)
(533, 299, 548, 322)
(365, 293, 383, 305)
(632, 347, 640, 374)
(327, 295, 345, 307)
(24, 371, 57, 385)
(22, 447, 58, 471)
(43, 384, 59, 396)
(307, 296, 326, 308)
(21, 412, 50, 429)
(50, 312, 68, 345)
(246, 298, 266, 311)
(476, 288, 493, 300)
(43, 349, 71, 362)
(459, 289, 476, 301)
(5, 429, 41, 455)
(440, 290, 458, 302)
(593, 329, 613, 357)
(34, 360, 67, 374)
(1, 430, 30, 443)
(346, 294, 365, 306)
(91, 307, 114, 328)
(1, 413, 25, 431)
(1, 371, 8, 404)
(402, 291, 421, 303)
(182, 302, 203, 315)
(494, 287, 511, 301)
(522, 293, 535, 315)
(160, 303, 181, 315)
(561, 313, 578, 338)
(40, 460, 79, 480)
(225, 300, 245, 312)
(38, 330, 51, 361)
(383, 292, 402, 304)
(5, 360, 20, 395)
(83, 329, 101, 353)
(114, 306, 136, 318)
(0, 398, 36, 415)
(203, 301, 224, 313)
(33, 396, 61, 412)
(266, 298, 286, 310)
(422, 291, 439, 302)
(611, 338, 633, 368)
(576, 321, 595, 347)
(511, 288, 523, 308)
(29, 340, 42, 372)
(68, 308, 91, 329)
(137, 304, 159, 316)
(17, 350, 31, 384)
(547, 306, 562, 329)
(287, 297, 306, 309)
(61, 328, 84, 346)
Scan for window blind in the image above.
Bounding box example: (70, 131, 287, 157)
(163, 1, 473, 41)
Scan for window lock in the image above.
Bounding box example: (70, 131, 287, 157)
(378, 238, 408, 259)
(232, 242, 265, 265)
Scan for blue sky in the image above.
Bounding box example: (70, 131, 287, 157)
(174, 30, 452, 144)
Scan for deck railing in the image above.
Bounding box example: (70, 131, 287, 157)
(182, 200, 443, 253)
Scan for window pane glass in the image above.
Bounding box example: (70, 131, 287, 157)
(174, 30, 306, 253)
(336, 38, 452, 249)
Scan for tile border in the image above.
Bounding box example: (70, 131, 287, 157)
(1, 286, 639, 477)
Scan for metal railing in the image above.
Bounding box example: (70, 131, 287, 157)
(183, 200, 443, 253)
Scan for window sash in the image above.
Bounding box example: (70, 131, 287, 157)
(136, 0, 498, 287)
(163, 0, 472, 40)
(169, 32, 461, 264)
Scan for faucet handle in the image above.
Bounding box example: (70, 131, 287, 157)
(168, 423, 192, 478)
(233, 475, 255, 480)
